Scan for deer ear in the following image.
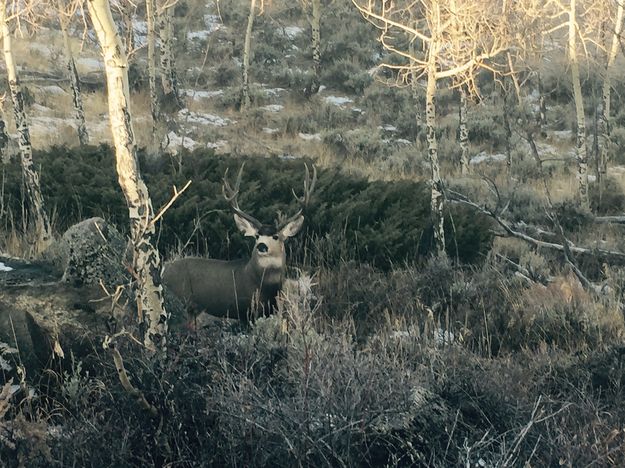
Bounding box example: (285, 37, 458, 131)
(280, 215, 304, 238)
(234, 214, 258, 237)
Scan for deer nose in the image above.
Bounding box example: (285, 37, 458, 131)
(257, 242, 269, 253)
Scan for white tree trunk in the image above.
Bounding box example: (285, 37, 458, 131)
(537, 71, 547, 137)
(241, 0, 257, 110)
(60, 18, 89, 146)
(408, 36, 422, 131)
(87, 0, 168, 352)
(502, 84, 513, 177)
(309, 0, 321, 95)
(599, 0, 624, 178)
(158, 2, 179, 106)
(426, 49, 445, 257)
(121, 2, 135, 54)
(569, 0, 589, 209)
(1, 12, 52, 254)
(458, 86, 470, 175)
(0, 100, 8, 160)
(146, 0, 159, 138)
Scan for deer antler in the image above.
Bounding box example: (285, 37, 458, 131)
(222, 164, 263, 228)
(279, 163, 317, 229)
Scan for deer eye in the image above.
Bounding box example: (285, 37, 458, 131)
(272, 235, 279, 240)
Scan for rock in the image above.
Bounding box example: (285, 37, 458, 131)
(0, 282, 113, 376)
(44, 217, 128, 288)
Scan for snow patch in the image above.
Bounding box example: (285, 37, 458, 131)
(261, 86, 285, 97)
(324, 96, 353, 106)
(165, 131, 198, 152)
(188, 15, 222, 41)
(551, 130, 573, 140)
(132, 20, 149, 47)
(378, 124, 397, 132)
(178, 108, 233, 127)
(40, 85, 67, 96)
(260, 104, 284, 112)
(206, 140, 228, 149)
(299, 132, 321, 141)
(0, 262, 13, 272)
(182, 89, 224, 100)
(278, 26, 304, 39)
(76, 57, 104, 73)
(470, 152, 507, 165)
(263, 127, 280, 134)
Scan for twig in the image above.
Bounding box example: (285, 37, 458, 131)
(150, 180, 192, 226)
(103, 333, 158, 417)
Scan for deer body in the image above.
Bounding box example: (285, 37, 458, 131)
(163, 164, 315, 323)
(163, 244, 285, 321)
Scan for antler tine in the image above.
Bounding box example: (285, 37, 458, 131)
(281, 163, 317, 228)
(222, 163, 263, 228)
(290, 164, 317, 205)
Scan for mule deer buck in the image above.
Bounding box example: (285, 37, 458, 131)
(162, 164, 316, 323)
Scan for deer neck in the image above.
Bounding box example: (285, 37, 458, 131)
(245, 251, 285, 289)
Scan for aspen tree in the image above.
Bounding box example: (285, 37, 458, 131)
(241, 0, 258, 110)
(300, 0, 321, 95)
(158, 0, 180, 107)
(352, 0, 514, 256)
(86, 0, 168, 352)
(598, 0, 624, 182)
(57, 0, 89, 146)
(1, 3, 52, 254)
(568, 0, 589, 209)
(146, 0, 159, 139)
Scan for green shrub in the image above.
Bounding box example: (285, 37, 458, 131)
(213, 61, 240, 87)
(553, 199, 593, 233)
(589, 176, 625, 215)
(1, 147, 493, 267)
(321, 59, 372, 94)
(322, 128, 384, 162)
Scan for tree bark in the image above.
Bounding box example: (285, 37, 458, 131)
(86, 0, 168, 352)
(599, 0, 624, 179)
(1, 11, 52, 254)
(537, 71, 547, 137)
(121, 1, 135, 54)
(309, 0, 321, 95)
(158, 2, 179, 107)
(569, 0, 589, 209)
(59, 16, 89, 146)
(408, 36, 422, 131)
(502, 83, 513, 177)
(0, 114, 9, 163)
(458, 85, 470, 175)
(426, 33, 445, 257)
(146, 0, 159, 139)
(241, 0, 257, 110)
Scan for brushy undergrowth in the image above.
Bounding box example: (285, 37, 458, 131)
(2, 254, 625, 466)
(2, 276, 624, 467)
